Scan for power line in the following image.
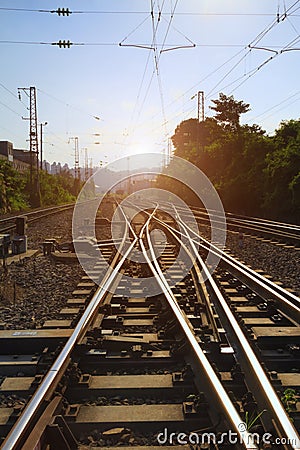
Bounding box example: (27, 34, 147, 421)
(120, 1, 166, 149)
(135, 47, 247, 132)
(0, 100, 23, 117)
(0, 39, 246, 48)
(0, 82, 26, 105)
(248, 90, 300, 121)
(0, 6, 299, 17)
(37, 88, 101, 121)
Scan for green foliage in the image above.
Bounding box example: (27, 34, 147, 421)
(0, 160, 29, 213)
(244, 409, 266, 431)
(0, 163, 79, 213)
(264, 120, 300, 219)
(281, 388, 297, 414)
(38, 170, 76, 206)
(162, 92, 300, 222)
(209, 92, 250, 131)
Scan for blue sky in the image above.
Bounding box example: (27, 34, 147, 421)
(0, 0, 300, 168)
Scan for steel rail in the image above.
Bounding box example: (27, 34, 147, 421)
(149, 203, 300, 320)
(157, 201, 300, 242)
(1, 208, 135, 450)
(176, 206, 300, 242)
(139, 218, 258, 449)
(175, 216, 300, 450)
(0, 198, 99, 234)
(0, 203, 75, 225)
(0, 202, 74, 224)
(0, 204, 76, 234)
(188, 205, 300, 233)
(178, 216, 300, 321)
(142, 206, 299, 447)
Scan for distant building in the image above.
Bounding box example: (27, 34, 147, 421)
(0, 140, 73, 176)
(13, 148, 31, 172)
(0, 141, 30, 172)
(50, 162, 62, 174)
(0, 141, 13, 163)
(43, 160, 50, 173)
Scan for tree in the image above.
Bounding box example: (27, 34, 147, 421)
(163, 93, 299, 221)
(210, 92, 250, 131)
(39, 170, 76, 206)
(171, 118, 199, 160)
(0, 160, 29, 213)
(264, 119, 300, 220)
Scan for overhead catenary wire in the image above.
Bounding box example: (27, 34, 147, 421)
(120, 0, 166, 149)
(122, 0, 173, 149)
(248, 90, 300, 122)
(37, 88, 100, 121)
(135, 0, 300, 137)
(1, 6, 299, 16)
(0, 40, 247, 48)
(0, 82, 28, 109)
(0, 1, 299, 162)
(0, 100, 23, 118)
(206, 2, 299, 99)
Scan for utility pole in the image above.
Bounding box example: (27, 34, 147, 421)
(74, 137, 80, 180)
(84, 148, 89, 181)
(191, 90, 205, 155)
(89, 157, 93, 178)
(191, 90, 205, 122)
(127, 156, 130, 193)
(40, 122, 48, 170)
(167, 138, 172, 166)
(18, 86, 41, 207)
(69, 137, 80, 180)
(69, 137, 80, 196)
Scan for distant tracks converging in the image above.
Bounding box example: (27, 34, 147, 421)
(0, 203, 75, 234)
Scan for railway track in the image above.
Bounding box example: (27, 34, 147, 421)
(192, 207, 300, 247)
(0, 203, 76, 234)
(161, 204, 300, 248)
(0, 200, 299, 449)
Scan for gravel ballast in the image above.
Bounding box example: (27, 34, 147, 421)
(0, 209, 299, 330)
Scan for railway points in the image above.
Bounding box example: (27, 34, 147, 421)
(0, 198, 299, 449)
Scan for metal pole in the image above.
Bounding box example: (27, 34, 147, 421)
(197, 91, 204, 122)
(40, 123, 42, 170)
(40, 122, 47, 170)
